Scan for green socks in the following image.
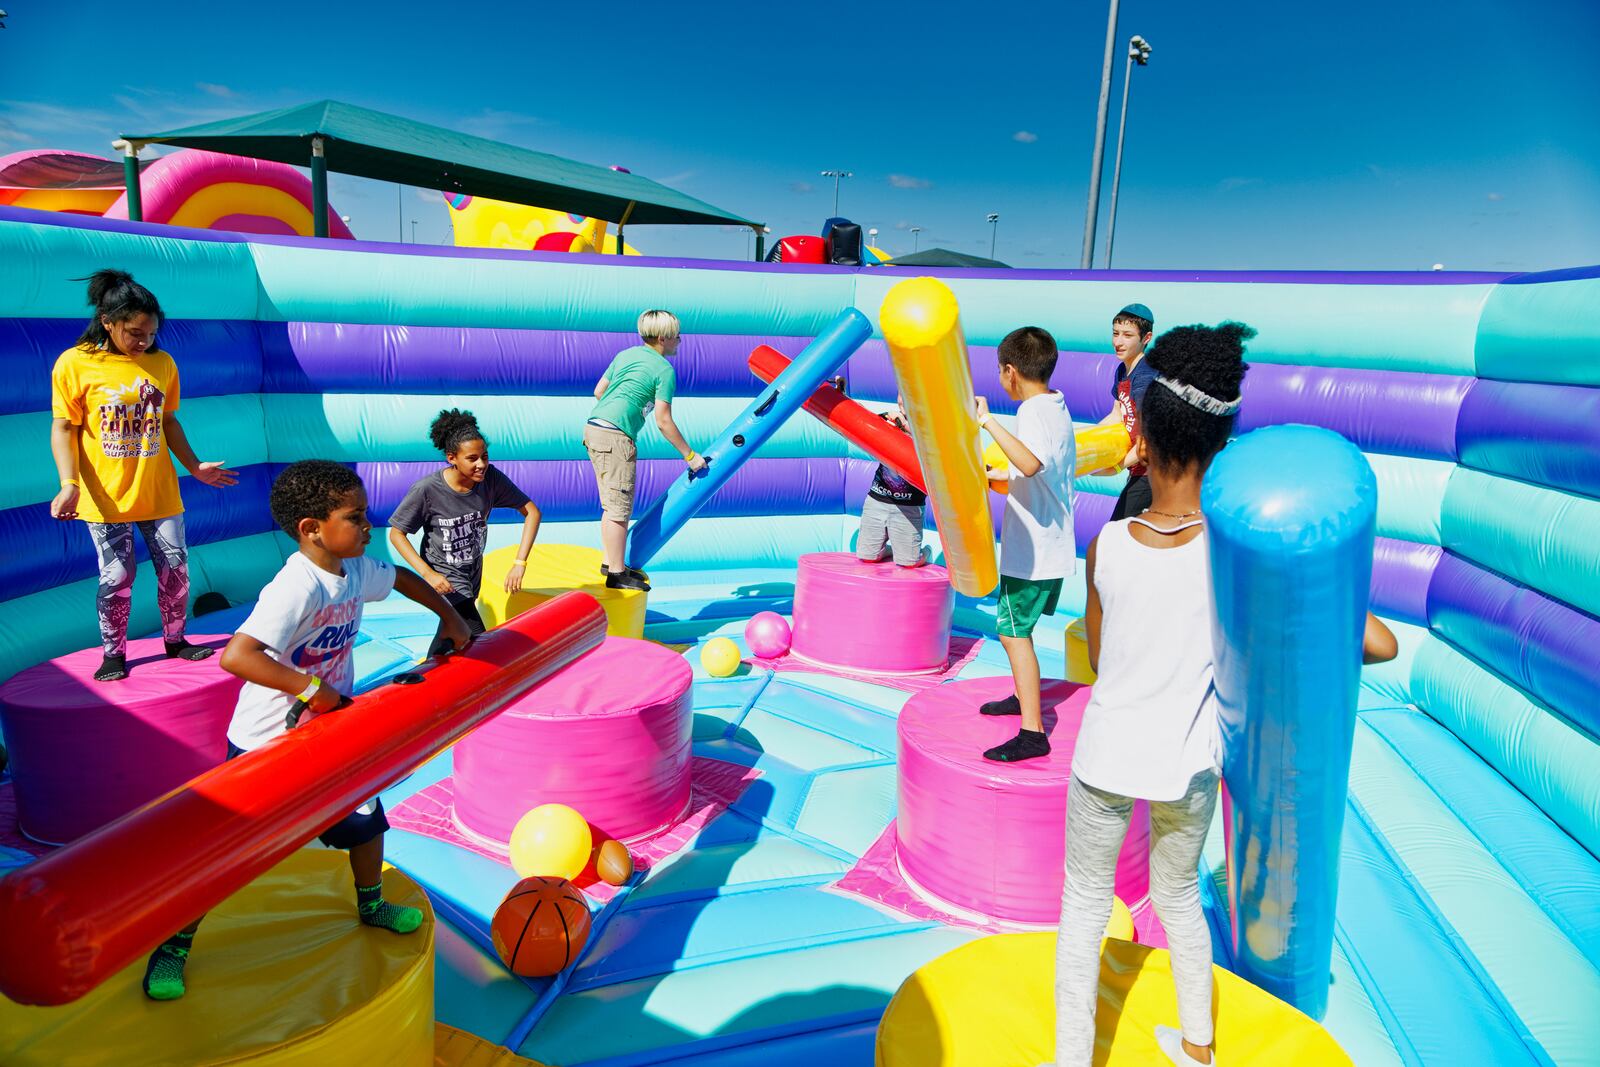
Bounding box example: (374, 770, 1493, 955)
(356, 882, 422, 934)
(142, 931, 194, 1000)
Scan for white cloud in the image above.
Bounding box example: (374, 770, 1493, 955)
(790, 180, 815, 194)
(658, 170, 697, 186)
(1013, 130, 1039, 143)
(888, 174, 932, 190)
(196, 82, 235, 98)
(1486, 192, 1504, 201)
(456, 108, 543, 139)
(894, 220, 911, 230)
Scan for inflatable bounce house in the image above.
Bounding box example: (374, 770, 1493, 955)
(0, 201, 1596, 1067)
(442, 190, 641, 254)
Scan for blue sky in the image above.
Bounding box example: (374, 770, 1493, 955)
(3, 0, 1598, 270)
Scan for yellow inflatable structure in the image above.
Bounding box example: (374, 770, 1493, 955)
(443, 192, 641, 254)
(878, 277, 998, 598)
(0, 850, 435, 1066)
(876, 933, 1353, 1067)
(985, 423, 1132, 495)
(480, 543, 646, 638)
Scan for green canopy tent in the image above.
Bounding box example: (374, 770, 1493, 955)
(119, 99, 762, 252)
(883, 248, 1011, 269)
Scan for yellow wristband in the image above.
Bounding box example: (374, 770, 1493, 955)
(60, 478, 77, 488)
(295, 675, 322, 704)
(513, 558, 528, 564)
(978, 414, 995, 428)
(686, 451, 699, 463)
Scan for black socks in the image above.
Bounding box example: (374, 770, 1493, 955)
(980, 694, 1022, 716)
(984, 729, 1051, 763)
(165, 640, 215, 662)
(93, 654, 127, 682)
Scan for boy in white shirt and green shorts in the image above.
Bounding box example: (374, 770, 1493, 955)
(975, 326, 1077, 763)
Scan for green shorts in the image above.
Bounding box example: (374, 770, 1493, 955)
(995, 575, 1064, 638)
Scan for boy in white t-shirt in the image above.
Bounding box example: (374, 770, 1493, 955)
(975, 326, 1077, 763)
(141, 460, 471, 1001)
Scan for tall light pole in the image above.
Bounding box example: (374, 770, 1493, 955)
(986, 213, 1000, 260)
(910, 226, 923, 252)
(1104, 34, 1152, 269)
(411, 219, 418, 244)
(1080, 0, 1122, 268)
(820, 170, 853, 216)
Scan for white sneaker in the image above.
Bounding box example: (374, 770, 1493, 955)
(1155, 1025, 1216, 1066)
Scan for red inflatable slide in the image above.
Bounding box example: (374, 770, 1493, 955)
(748, 344, 926, 492)
(0, 592, 606, 1005)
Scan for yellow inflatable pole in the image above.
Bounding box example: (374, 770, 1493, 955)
(878, 278, 999, 598)
(986, 422, 1133, 495)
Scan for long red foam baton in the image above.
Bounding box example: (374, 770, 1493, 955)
(0, 591, 607, 1005)
(748, 344, 927, 493)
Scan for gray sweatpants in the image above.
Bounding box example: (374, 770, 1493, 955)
(1053, 770, 1219, 1066)
(856, 496, 925, 566)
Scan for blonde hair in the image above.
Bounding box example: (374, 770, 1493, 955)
(637, 309, 681, 343)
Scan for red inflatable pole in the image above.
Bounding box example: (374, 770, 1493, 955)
(749, 344, 927, 494)
(0, 591, 606, 1006)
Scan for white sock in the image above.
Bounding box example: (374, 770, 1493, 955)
(1155, 1024, 1214, 1066)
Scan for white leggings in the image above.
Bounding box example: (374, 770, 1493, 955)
(1053, 770, 1219, 1066)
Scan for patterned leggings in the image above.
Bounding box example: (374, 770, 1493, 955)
(87, 516, 189, 657)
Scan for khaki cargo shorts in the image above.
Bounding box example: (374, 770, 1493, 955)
(584, 423, 638, 522)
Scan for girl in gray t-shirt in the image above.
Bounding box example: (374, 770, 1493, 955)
(388, 409, 541, 642)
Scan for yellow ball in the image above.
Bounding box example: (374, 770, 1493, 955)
(700, 636, 742, 677)
(983, 441, 1010, 495)
(508, 804, 593, 881)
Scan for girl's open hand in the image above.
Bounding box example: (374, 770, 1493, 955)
(195, 461, 239, 488)
(50, 483, 80, 520)
(503, 561, 526, 593)
(424, 569, 454, 596)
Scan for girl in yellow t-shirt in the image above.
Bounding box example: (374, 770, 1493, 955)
(49, 270, 238, 682)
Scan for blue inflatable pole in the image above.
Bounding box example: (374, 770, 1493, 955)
(627, 308, 873, 568)
(1201, 425, 1376, 1020)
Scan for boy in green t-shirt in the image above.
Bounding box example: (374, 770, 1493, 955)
(585, 309, 705, 591)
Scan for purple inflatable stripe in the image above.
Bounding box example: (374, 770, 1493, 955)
(0, 205, 1517, 283)
(1238, 364, 1470, 461)
(1457, 380, 1600, 501)
(1371, 537, 1442, 626)
(0, 318, 265, 415)
(263, 322, 813, 397)
(1427, 550, 1600, 739)
(844, 344, 1117, 420)
(358, 456, 852, 527)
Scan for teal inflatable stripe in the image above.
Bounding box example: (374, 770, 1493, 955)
(853, 274, 1491, 375)
(1475, 275, 1600, 385)
(1, 395, 269, 510)
(248, 243, 857, 334)
(1360, 618, 1426, 709)
(261, 394, 857, 464)
(1348, 723, 1600, 1062)
(1411, 635, 1600, 859)
(0, 219, 259, 320)
(1370, 453, 1451, 545)
(1442, 468, 1600, 618)
(0, 531, 284, 684)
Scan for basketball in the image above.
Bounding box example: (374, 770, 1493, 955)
(490, 876, 593, 977)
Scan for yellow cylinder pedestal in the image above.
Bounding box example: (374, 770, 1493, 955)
(876, 933, 1352, 1067)
(0, 850, 435, 1066)
(1064, 616, 1097, 683)
(479, 544, 646, 638)
(878, 277, 998, 599)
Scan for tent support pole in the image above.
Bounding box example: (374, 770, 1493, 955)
(119, 140, 143, 222)
(616, 201, 636, 255)
(754, 226, 766, 262)
(311, 136, 329, 238)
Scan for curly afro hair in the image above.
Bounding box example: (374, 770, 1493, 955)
(429, 408, 486, 455)
(1140, 321, 1253, 473)
(270, 460, 364, 538)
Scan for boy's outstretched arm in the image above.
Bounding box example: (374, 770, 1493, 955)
(1363, 611, 1398, 664)
(394, 567, 472, 653)
(220, 634, 345, 714)
(1083, 538, 1102, 674)
(974, 396, 1042, 477)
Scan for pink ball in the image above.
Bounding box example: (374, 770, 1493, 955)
(744, 611, 793, 659)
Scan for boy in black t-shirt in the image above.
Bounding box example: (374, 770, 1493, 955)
(856, 396, 930, 567)
(1100, 303, 1159, 520)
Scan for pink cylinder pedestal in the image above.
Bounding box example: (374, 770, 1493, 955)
(789, 552, 954, 675)
(895, 676, 1151, 925)
(452, 636, 693, 845)
(0, 636, 238, 845)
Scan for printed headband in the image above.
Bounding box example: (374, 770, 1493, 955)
(1155, 375, 1241, 417)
